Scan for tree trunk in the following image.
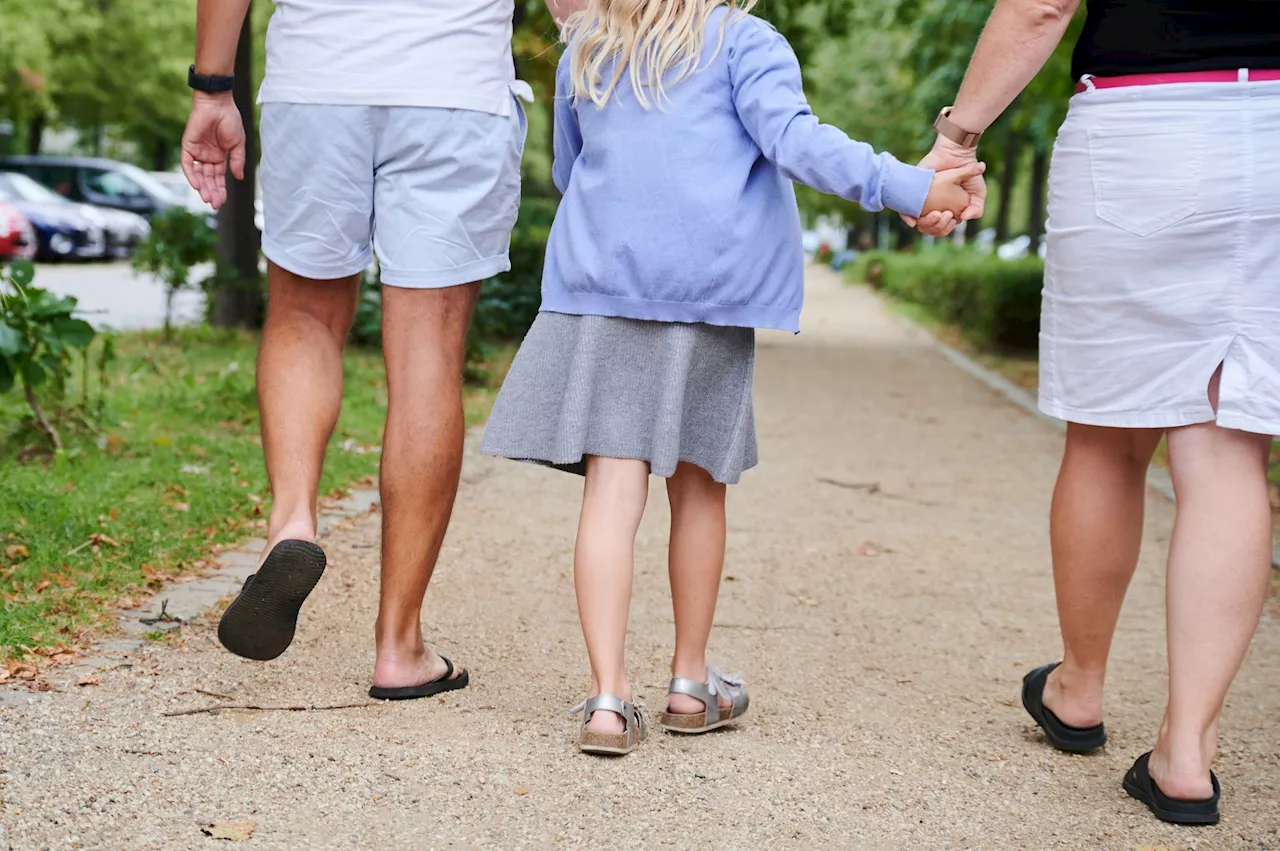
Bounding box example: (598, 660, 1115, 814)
(212, 3, 264, 329)
(994, 142, 1019, 243)
(152, 138, 168, 172)
(25, 112, 45, 155)
(1027, 148, 1049, 256)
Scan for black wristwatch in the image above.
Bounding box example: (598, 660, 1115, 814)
(188, 65, 235, 94)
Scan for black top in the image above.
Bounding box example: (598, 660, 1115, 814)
(1072, 0, 1280, 80)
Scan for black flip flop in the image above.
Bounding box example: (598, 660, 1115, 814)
(1021, 662, 1107, 753)
(1123, 751, 1220, 825)
(368, 656, 470, 701)
(217, 540, 327, 661)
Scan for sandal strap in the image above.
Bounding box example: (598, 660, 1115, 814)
(668, 665, 748, 725)
(572, 694, 646, 743)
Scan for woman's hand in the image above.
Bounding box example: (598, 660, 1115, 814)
(903, 136, 987, 237)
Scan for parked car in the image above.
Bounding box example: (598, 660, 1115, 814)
(0, 200, 37, 262)
(149, 170, 216, 220)
(0, 172, 106, 261)
(0, 156, 180, 220)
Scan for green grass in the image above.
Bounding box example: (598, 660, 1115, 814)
(0, 327, 508, 658)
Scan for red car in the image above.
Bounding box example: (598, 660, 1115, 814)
(0, 200, 36, 261)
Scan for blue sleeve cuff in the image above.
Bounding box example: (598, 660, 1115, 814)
(880, 158, 934, 218)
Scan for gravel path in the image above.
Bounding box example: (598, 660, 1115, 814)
(2, 266, 1277, 850)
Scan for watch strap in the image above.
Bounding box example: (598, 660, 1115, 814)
(934, 107, 982, 148)
(188, 65, 235, 94)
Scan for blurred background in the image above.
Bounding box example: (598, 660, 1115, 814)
(0, 1, 1111, 659)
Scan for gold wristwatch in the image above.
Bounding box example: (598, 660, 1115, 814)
(933, 107, 982, 148)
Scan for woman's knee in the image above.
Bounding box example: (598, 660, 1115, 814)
(1064, 423, 1162, 472)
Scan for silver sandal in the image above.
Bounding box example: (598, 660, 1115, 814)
(659, 665, 750, 734)
(572, 694, 647, 756)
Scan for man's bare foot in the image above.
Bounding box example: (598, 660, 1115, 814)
(372, 645, 467, 689)
(259, 519, 316, 568)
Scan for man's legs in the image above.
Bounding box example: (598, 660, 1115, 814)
(258, 263, 360, 550)
(371, 282, 479, 688)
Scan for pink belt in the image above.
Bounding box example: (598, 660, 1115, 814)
(1074, 68, 1280, 94)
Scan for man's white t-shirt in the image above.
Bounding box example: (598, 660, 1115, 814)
(257, 0, 518, 116)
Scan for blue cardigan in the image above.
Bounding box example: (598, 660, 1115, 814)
(542, 9, 933, 332)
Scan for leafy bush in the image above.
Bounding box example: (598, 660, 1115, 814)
(0, 260, 101, 449)
(848, 246, 1043, 350)
(131, 208, 217, 339)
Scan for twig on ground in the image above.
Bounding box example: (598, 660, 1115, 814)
(816, 477, 940, 507)
(196, 688, 236, 701)
(163, 701, 381, 717)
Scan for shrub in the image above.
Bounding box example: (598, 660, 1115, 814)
(131, 208, 217, 340)
(846, 246, 1042, 351)
(0, 260, 100, 449)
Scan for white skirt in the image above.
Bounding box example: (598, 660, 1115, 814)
(1040, 77, 1280, 435)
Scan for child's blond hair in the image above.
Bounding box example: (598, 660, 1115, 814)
(565, 0, 757, 109)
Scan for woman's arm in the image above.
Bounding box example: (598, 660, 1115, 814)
(910, 0, 1080, 234)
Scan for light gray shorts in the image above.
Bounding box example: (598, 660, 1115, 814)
(259, 95, 527, 288)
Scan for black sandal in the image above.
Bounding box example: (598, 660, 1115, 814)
(368, 656, 470, 701)
(217, 540, 327, 661)
(1021, 662, 1107, 753)
(1123, 751, 1220, 825)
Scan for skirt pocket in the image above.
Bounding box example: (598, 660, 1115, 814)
(1087, 124, 1207, 237)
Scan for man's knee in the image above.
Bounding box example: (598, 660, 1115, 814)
(265, 262, 361, 338)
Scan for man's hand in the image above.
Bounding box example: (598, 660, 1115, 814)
(181, 92, 246, 210)
(903, 136, 987, 238)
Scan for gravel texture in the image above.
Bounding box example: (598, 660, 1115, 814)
(2, 266, 1277, 850)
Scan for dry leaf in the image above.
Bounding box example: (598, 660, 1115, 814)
(857, 542, 882, 557)
(796, 596, 817, 607)
(514, 785, 530, 796)
(6, 544, 30, 560)
(171, 502, 190, 513)
(32, 580, 51, 593)
(202, 823, 255, 841)
(76, 674, 100, 687)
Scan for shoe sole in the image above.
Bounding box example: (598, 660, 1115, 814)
(217, 540, 326, 661)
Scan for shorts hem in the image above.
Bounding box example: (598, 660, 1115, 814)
(381, 254, 511, 289)
(263, 243, 372, 282)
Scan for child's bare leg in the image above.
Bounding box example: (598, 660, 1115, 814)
(576, 456, 649, 734)
(665, 462, 732, 716)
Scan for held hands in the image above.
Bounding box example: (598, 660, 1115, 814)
(918, 160, 987, 227)
(180, 92, 246, 211)
(904, 137, 988, 237)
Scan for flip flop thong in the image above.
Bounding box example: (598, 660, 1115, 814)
(1021, 662, 1107, 753)
(368, 656, 470, 701)
(217, 539, 327, 661)
(1123, 751, 1220, 826)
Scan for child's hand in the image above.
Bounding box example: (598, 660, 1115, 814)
(921, 161, 987, 220)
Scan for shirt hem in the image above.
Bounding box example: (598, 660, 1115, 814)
(256, 83, 513, 116)
(540, 290, 800, 333)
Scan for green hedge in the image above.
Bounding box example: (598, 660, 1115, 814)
(847, 247, 1043, 350)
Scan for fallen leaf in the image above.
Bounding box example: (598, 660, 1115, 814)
(76, 674, 100, 687)
(796, 596, 817, 607)
(6, 544, 29, 560)
(170, 502, 190, 513)
(152, 435, 171, 448)
(202, 823, 255, 841)
(857, 542, 882, 557)
(514, 785, 530, 796)
(32, 580, 51, 593)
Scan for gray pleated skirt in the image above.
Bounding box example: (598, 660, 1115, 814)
(480, 312, 758, 484)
